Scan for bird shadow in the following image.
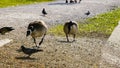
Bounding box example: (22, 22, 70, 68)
(16, 47, 43, 52)
(48, 2, 72, 5)
(15, 56, 37, 60)
(57, 40, 75, 43)
(16, 49, 22, 52)
(40, 15, 46, 17)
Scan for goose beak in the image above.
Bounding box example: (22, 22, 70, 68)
(26, 31, 30, 37)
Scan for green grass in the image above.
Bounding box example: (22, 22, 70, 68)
(49, 24, 64, 36)
(49, 8, 120, 38)
(0, 0, 53, 8)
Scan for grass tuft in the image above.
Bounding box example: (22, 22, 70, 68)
(79, 8, 120, 38)
(49, 24, 64, 36)
(0, 0, 53, 8)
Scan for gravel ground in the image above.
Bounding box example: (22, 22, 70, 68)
(0, 0, 120, 68)
(0, 35, 107, 68)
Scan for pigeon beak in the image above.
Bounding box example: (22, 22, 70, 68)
(11, 28, 14, 30)
(26, 31, 31, 37)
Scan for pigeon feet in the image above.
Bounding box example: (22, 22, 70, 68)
(32, 46, 40, 49)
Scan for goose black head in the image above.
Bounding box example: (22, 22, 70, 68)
(28, 26, 34, 31)
(26, 26, 34, 37)
(26, 30, 31, 37)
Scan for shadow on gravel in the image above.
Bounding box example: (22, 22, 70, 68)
(57, 40, 75, 43)
(48, 3, 70, 5)
(15, 56, 37, 60)
(16, 49, 22, 52)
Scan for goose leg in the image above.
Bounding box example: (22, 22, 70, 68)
(39, 34, 46, 46)
(79, 0, 81, 3)
(73, 34, 76, 42)
(66, 34, 69, 42)
(33, 37, 37, 47)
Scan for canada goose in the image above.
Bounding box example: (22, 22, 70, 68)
(0, 27, 14, 35)
(42, 8, 47, 16)
(66, 0, 68, 3)
(26, 20, 48, 47)
(70, 0, 74, 3)
(21, 45, 43, 58)
(63, 21, 78, 42)
(85, 11, 90, 16)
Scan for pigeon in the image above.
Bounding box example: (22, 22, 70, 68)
(0, 27, 14, 35)
(85, 11, 90, 16)
(21, 45, 43, 58)
(42, 8, 47, 16)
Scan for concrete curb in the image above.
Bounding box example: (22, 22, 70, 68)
(108, 21, 120, 45)
(100, 21, 120, 67)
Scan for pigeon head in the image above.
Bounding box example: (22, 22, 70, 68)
(21, 45, 25, 49)
(10, 27, 14, 30)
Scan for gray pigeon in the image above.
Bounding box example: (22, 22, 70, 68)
(42, 8, 47, 16)
(21, 45, 43, 58)
(0, 27, 14, 35)
(85, 11, 90, 16)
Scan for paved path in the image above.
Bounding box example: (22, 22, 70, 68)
(0, 0, 120, 28)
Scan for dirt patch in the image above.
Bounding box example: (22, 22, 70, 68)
(0, 31, 107, 68)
